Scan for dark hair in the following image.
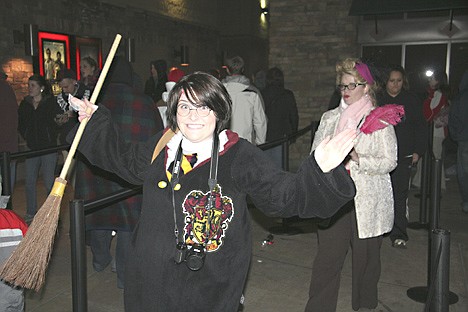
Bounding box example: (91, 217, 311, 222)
(166, 72, 232, 133)
(254, 69, 267, 90)
(150, 60, 168, 77)
(432, 69, 447, 86)
(28, 74, 52, 95)
(56, 68, 77, 82)
(387, 65, 409, 90)
(82, 56, 98, 71)
(266, 67, 284, 88)
(431, 69, 451, 98)
(207, 68, 221, 80)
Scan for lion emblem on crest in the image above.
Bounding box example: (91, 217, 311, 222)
(182, 185, 234, 252)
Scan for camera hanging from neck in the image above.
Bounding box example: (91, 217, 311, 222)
(171, 132, 220, 270)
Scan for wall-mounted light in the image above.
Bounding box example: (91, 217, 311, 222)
(12, 24, 38, 56)
(260, 0, 269, 24)
(174, 45, 189, 67)
(180, 45, 189, 66)
(125, 38, 135, 63)
(24, 24, 38, 56)
(260, 0, 269, 15)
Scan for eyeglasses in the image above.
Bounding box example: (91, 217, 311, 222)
(177, 104, 211, 117)
(337, 83, 366, 91)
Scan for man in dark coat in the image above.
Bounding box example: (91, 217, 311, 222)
(0, 78, 18, 192)
(261, 67, 299, 168)
(56, 69, 91, 144)
(449, 69, 468, 213)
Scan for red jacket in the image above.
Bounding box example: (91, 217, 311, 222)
(0, 209, 28, 264)
(0, 209, 27, 235)
(423, 88, 449, 122)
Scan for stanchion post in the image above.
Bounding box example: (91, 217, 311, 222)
(409, 123, 433, 230)
(428, 229, 453, 312)
(268, 140, 302, 235)
(430, 160, 442, 231)
(407, 148, 442, 303)
(408, 162, 459, 306)
(426, 159, 441, 285)
(281, 139, 289, 172)
(1, 152, 12, 210)
(269, 137, 301, 235)
(70, 199, 88, 312)
(419, 151, 431, 224)
(421, 122, 434, 225)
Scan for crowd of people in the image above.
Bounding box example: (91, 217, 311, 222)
(0, 52, 467, 312)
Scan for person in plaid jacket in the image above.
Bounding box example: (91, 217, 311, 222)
(73, 57, 163, 289)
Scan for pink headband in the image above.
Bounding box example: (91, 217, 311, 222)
(355, 63, 374, 85)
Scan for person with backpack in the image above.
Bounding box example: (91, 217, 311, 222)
(223, 56, 267, 145)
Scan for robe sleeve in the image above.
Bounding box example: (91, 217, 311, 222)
(67, 106, 160, 185)
(231, 142, 356, 219)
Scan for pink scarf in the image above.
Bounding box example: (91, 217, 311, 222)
(335, 95, 373, 135)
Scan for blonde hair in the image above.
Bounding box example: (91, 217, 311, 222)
(335, 58, 378, 106)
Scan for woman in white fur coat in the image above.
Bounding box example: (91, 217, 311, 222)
(305, 58, 397, 312)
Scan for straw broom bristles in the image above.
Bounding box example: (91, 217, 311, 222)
(0, 178, 66, 291)
(0, 34, 122, 291)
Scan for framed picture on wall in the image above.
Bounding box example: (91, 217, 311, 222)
(37, 31, 71, 95)
(38, 31, 71, 81)
(75, 37, 102, 81)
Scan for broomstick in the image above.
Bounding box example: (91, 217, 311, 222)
(0, 34, 122, 291)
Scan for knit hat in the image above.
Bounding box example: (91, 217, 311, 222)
(168, 68, 185, 82)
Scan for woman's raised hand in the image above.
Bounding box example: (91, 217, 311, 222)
(314, 128, 357, 173)
(69, 96, 98, 122)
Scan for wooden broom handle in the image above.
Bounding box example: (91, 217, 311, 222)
(59, 34, 122, 180)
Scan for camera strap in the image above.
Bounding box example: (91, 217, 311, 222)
(171, 141, 183, 244)
(208, 132, 219, 194)
(203, 133, 219, 246)
(171, 132, 220, 247)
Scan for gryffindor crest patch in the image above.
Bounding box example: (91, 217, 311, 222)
(182, 185, 234, 252)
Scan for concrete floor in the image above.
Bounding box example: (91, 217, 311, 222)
(7, 173, 468, 312)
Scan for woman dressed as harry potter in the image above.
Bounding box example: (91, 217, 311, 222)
(70, 72, 357, 311)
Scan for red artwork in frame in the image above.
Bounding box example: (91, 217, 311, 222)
(75, 37, 102, 81)
(38, 31, 71, 81)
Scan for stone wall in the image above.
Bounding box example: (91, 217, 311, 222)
(1, 0, 268, 102)
(269, 0, 359, 169)
(1, 0, 360, 171)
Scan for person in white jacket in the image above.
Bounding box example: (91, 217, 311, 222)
(305, 58, 397, 312)
(223, 56, 267, 145)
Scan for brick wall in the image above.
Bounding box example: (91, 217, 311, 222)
(2, 59, 33, 102)
(269, 0, 359, 169)
(1, 0, 268, 103)
(1, 0, 359, 171)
